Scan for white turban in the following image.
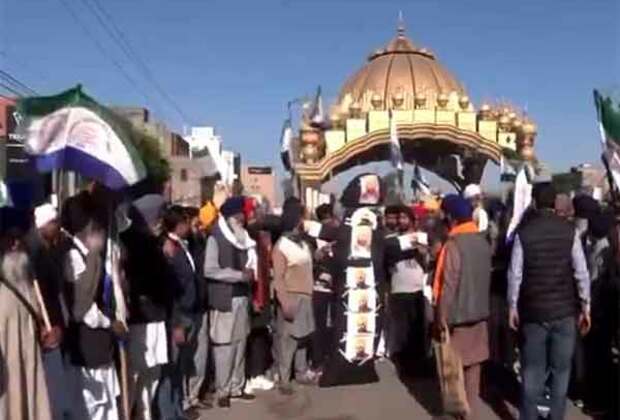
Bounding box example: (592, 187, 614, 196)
(463, 184, 482, 200)
(34, 203, 58, 229)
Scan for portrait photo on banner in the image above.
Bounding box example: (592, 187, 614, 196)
(350, 224, 373, 259)
(345, 333, 375, 361)
(359, 174, 381, 205)
(347, 313, 376, 335)
(347, 289, 377, 313)
(345, 266, 375, 289)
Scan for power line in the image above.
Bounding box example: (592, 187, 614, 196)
(0, 69, 38, 96)
(0, 81, 25, 97)
(81, 0, 193, 124)
(56, 0, 165, 117)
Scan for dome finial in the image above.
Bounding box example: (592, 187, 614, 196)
(397, 11, 405, 36)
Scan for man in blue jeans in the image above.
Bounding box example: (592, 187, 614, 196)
(507, 182, 591, 420)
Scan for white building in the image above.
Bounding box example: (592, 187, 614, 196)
(184, 125, 238, 188)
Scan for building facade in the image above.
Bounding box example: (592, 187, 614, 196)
(241, 165, 277, 207)
(0, 96, 49, 207)
(113, 106, 208, 206)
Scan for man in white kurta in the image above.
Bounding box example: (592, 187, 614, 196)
(65, 225, 121, 420)
(0, 231, 52, 420)
(463, 184, 489, 232)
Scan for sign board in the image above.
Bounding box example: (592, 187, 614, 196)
(5, 105, 37, 180)
(248, 166, 272, 175)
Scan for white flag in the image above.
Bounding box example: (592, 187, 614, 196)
(412, 164, 431, 196)
(310, 86, 325, 126)
(280, 119, 293, 172)
(389, 117, 403, 171)
(506, 167, 533, 242)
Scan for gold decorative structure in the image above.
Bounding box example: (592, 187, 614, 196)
(289, 18, 538, 195)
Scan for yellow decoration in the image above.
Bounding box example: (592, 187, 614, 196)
(368, 110, 390, 132)
(392, 110, 414, 124)
(413, 109, 434, 124)
(436, 110, 456, 126)
(457, 112, 477, 132)
(325, 130, 346, 153)
(498, 132, 517, 151)
(478, 120, 498, 142)
(346, 118, 367, 142)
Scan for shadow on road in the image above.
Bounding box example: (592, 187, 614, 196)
(480, 363, 519, 420)
(395, 358, 521, 420)
(266, 389, 313, 418)
(393, 358, 443, 417)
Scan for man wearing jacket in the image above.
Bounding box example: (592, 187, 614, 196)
(162, 205, 201, 420)
(122, 195, 173, 420)
(204, 197, 256, 408)
(508, 183, 591, 420)
(433, 194, 492, 419)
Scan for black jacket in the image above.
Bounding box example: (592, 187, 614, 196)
(518, 210, 578, 322)
(121, 226, 174, 324)
(164, 235, 200, 329)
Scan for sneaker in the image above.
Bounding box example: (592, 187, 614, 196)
(278, 384, 295, 396)
(217, 397, 231, 409)
(231, 393, 256, 403)
(251, 375, 275, 391)
(537, 404, 550, 418)
(296, 371, 318, 386)
(244, 379, 256, 395)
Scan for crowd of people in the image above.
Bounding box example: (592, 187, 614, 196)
(0, 174, 618, 420)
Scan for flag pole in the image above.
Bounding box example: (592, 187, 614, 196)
(33, 279, 52, 331)
(108, 202, 130, 420)
(602, 154, 620, 209)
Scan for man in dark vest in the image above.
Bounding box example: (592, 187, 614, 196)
(122, 195, 174, 420)
(508, 182, 591, 420)
(204, 197, 256, 408)
(64, 218, 126, 419)
(433, 194, 492, 419)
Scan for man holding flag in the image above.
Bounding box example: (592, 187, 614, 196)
(64, 217, 127, 420)
(17, 86, 150, 420)
(594, 89, 620, 198)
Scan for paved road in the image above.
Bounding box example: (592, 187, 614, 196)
(200, 362, 591, 420)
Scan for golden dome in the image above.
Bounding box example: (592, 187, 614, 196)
(337, 23, 464, 112)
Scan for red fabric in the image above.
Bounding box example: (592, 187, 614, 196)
(412, 204, 427, 220)
(253, 230, 272, 310)
(243, 197, 257, 221)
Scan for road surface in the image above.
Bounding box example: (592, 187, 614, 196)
(201, 361, 591, 420)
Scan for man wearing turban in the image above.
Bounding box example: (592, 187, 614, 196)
(204, 197, 257, 408)
(433, 194, 492, 419)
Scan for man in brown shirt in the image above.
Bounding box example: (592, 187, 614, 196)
(434, 194, 492, 419)
(272, 198, 316, 394)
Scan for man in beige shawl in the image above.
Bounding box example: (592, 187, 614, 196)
(0, 228, 52, 420)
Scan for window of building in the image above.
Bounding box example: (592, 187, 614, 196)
(180, 169, 188, 181)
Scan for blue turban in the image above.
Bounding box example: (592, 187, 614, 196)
(441, 194, 473, 222)
(220, 196, 245, 218)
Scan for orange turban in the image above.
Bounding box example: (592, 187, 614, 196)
(199, 201, 218, 229)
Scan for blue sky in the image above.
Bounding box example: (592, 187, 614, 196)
(1, 0, 619, 182)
